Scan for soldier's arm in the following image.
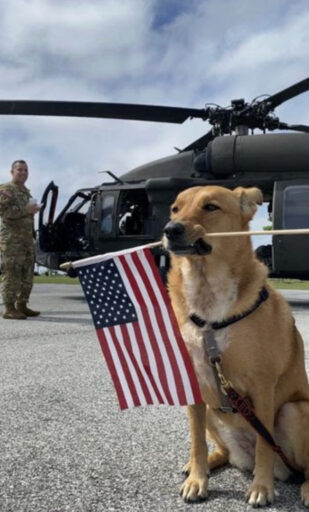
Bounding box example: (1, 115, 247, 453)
(0, 188, 29, 219)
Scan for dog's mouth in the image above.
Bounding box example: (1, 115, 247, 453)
(168, 237, 212, 256)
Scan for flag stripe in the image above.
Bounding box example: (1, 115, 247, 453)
(109, 326, 141, 407)
(114, 325, 149, 407)
(131, 251, 186, 405)
(115, 256, 171, 404)
(97, 329, 128, 409)
(122, 252, 179, 404)
(141, 250, 202, 403)
(121, 323, 156, 405)
(118, 254, 173, 404)
(138, 250, 191, 403)
(131, 322, 165, 404)
(136, 250, 191, 403)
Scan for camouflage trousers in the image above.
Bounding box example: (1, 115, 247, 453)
(0, 242, 35, 304)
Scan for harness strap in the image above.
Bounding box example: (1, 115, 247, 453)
(204, 328, 236, 413)
(219, 372, 303, 476)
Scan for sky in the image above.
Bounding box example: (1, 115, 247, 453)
(0, 0, 308, 245)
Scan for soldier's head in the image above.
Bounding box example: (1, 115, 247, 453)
(11, 160, 28, 185)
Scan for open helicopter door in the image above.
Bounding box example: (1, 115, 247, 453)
(37, 180, 59, 251)
(272, 180, 309, 279)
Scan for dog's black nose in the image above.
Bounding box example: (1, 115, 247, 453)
(164, 221, 185, 240)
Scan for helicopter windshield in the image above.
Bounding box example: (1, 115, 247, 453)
(101, 195, 115, 234)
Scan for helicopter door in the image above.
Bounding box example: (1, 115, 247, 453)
(272, 180, 309, 278)
(38, 181, 59, 251)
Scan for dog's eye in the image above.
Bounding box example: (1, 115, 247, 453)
(171, 205, 178, 213)
(203, 203, 220, 211)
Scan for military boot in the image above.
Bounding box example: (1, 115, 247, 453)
(16, 302, 40, 317)
(3, 303, 27, 320)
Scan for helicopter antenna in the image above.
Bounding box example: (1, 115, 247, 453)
(99, 170, 123, 183)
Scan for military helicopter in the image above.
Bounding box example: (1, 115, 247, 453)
(1, 77, 309, 278)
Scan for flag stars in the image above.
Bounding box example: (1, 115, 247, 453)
(79, 257, 137, 328)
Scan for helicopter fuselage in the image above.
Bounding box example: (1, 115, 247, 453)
(36, 132, 309, 279)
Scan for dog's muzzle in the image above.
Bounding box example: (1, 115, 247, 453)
(163, 221, 212, 256)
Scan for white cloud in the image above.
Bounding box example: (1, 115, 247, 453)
(0, 0, 308, 228)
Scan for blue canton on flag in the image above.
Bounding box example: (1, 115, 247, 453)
(78, 259, 137, 329)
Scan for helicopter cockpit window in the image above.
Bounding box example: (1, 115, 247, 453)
(118, 190, 150, 236)
(101, 195, 115, 234)
(283, 186, 309, 229)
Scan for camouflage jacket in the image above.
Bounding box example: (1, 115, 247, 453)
(0, 181, 34, 247)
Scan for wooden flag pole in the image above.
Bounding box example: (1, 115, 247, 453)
(146, 228, 309, 249)
(59, 228, 309, 269)
(202, 228, 309, 238)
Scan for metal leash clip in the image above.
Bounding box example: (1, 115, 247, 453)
(215, 361, 232, 395)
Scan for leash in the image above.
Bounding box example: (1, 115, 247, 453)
(190, 287, 302, 476)
(214, 360, 302, 476)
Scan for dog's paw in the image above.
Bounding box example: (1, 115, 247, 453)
(246, 482, 274, 507)
(180, 474, 208, 502)
(301, 481, 309, 507)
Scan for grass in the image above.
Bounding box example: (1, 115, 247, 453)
(268, 279, 309, 290)
(32, 274, 309, 289)
(34, 274, 79, 284)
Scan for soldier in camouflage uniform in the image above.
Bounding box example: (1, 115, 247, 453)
(0, 160, 41, 319)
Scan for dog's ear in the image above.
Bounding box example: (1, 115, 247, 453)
(233, 187, 263, 221)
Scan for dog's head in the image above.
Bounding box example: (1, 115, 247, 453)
(163, 185, 263, 256)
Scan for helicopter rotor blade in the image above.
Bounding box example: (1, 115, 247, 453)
(0, 100, 208, 124)
(260, 77, 309, 110)
(182, 128, 215, 151)
(278, 122, 309, 133)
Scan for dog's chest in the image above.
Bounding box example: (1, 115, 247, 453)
(180, 261, 238, 323)
(181, 322, 230, 405)
(179, 262, 238, 402)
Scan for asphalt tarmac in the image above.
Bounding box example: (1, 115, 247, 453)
(1, 284, 309, 512)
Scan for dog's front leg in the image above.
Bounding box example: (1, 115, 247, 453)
(247, 390, 275, 507)
(181, 402, 208, 502)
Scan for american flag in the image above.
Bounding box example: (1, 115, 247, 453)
(73, 246, 202, 410)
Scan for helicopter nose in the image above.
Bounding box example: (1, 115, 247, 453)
(163, 221, 185, 240)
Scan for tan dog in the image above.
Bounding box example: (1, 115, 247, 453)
(162, 185, 309, 507)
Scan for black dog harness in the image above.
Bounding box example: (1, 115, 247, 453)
(190, 286, 302, 476)
(190, 287, 269, 413)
